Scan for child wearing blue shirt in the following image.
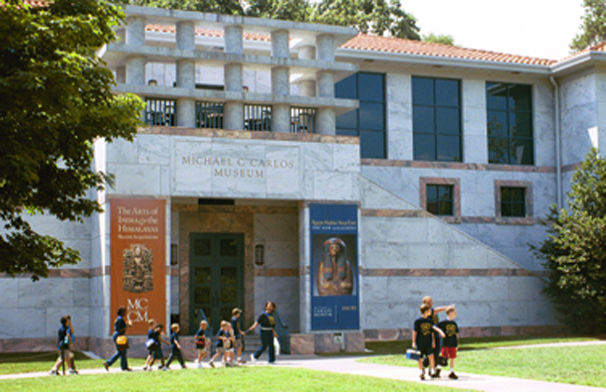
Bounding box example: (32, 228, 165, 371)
(194, 320, 209, 368)
(209, 321, 235, 367)
(165, 323, 186, 369)
(49, 315, 76, 375)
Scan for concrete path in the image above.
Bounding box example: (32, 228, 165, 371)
(275, 356, 606, 392)
(1, 347, 605, 392)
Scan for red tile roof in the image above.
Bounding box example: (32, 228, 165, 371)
(340, 34, 557, 66)
(146, 24, 270, 42)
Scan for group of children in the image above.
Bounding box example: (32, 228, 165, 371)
(142, 307, 248, 371)
(412, 296, 460, 381)
(49, 315, 78, 375)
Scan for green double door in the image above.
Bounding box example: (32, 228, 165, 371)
(189, 233, 244, 334)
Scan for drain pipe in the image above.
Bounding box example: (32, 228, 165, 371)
(549, 76, 563, 209)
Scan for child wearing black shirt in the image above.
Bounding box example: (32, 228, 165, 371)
(412, 304, 445, 380)
(437, 306, 460, 379)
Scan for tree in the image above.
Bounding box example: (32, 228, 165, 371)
(422, 33, 455, 46)
(532, 148, 606, 333)
(312, 0, 420, 40)
(0, 0, 144, 280)
(120, 0, 422, 40)
(116, 0, 245, 15)
(570, 0, 606, 51)
(247, 0, 313, 23)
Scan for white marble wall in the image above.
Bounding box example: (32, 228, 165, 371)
(359, 178, 555, 329)
(560, 72, 598, 166)
(253, 213, 300, 332)
(0, 278, 91, 338)
(462, 79, 488, 163)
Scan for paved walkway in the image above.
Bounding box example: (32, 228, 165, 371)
(1, 340, 605, 392)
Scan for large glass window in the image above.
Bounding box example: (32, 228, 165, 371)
(486, 83, 533, 165)
(426, 184, 454, 216)
(500, 187, 526, 217)
(412, 77, 462, 162)
(336, 72, 386, 158)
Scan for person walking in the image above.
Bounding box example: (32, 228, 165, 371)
(246, 301, 278, 364)
(104, 307, 132, 372)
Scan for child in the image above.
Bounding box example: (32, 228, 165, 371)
(49, 315, 76, 375)
(143, 319, 156, 371)
(194, 320, 210, 368)
(437, 306, 460, 379)
(144, 321, 168, 371)
(422, 296, 454, 376)
(412, 304, 445, 380)
(230, 308, 246, 363)
(165, 323, 187, 369)
(209, 321, 235, 367)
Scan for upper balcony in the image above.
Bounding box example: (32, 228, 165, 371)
(103, 5, 360, 135)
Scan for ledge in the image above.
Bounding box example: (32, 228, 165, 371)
(138, 126, 360, 144)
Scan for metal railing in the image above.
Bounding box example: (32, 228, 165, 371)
(244, 104, 272, 131)
(290, 107, 316, 133)
(144, 98, 177, 126)
(196, 101, 224, 129)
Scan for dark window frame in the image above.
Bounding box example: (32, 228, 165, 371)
(336, 72, 386, 159)
(486, 82, 534, 165)
(419, 177, 461, 220)
(494, 180, 533, 221)
(412, 76, 462, 162)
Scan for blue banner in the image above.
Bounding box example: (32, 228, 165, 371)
(310, 204, 359, 330)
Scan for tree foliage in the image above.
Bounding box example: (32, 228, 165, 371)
(0, 0, 144, 280)
(570, 0, 606, 51)
(422, 33, 455, 46)
(119, 0, 421, 40)
(532, 149, 606, 333)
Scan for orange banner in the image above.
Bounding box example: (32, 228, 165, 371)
(110, 198, 166, 335)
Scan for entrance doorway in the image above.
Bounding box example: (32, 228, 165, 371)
(189, 233, 244, 334)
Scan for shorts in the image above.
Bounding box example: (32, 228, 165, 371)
(417, 345, 434, 357)
(441, 346, 457, 359)
(197, 347, 208, 356)
(234, 336, 242, 349)
(57, 349, 74, 360)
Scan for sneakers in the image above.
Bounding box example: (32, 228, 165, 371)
(67, 368, 78, 375)
(49, 369, 58, 376)
(430, 371, 440, 378)
(161, 366, 169, 371)
(103, 363, 109, 372)
(449, 372, 458, 380)
(434, 368, 441, 377)
(197, 362, 203, 369)
(249, 354, 256, 363)
(209, 361, 215, 368)
(142, 365, 149, 371)
(419, 373, 425, 380)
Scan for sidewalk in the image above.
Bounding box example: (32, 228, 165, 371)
(276, 356, 606, 392)
(1, 348, 605, 392)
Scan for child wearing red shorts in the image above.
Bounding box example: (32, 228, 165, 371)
(437, 306, 460, 379)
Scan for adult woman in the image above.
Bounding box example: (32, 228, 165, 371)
(246, 301, 278, 364)
(104, 307, 132, 371)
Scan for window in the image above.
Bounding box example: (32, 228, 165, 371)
(412, 77, 461, 162)
(494, 180, 532, 221)
(500, 187, 526, 217)
(425, 184, 454, 216)
(336, 72, 386, 158)
(486, 82, 533, 165)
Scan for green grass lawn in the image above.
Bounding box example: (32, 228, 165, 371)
(364, 335, 601, 355)
(0, 367, 473, 392)
(361, 343, 606, 388)
(0, 352, 146, 375)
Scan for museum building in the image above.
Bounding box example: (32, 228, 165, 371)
(3, 4, 606, 356)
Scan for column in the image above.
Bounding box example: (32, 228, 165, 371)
(124, 16, 146, 85)
(271, 30, 290, 133)
(176, 21, 196, 128)
(297, 45, 316, 97)
(462, 79, 488, 163)
(298, 204, 311, 333)
(315, 34, 336, 135)
(224, 25, 244, 130)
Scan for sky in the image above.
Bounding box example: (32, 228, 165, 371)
(404, 0, 586, 60)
